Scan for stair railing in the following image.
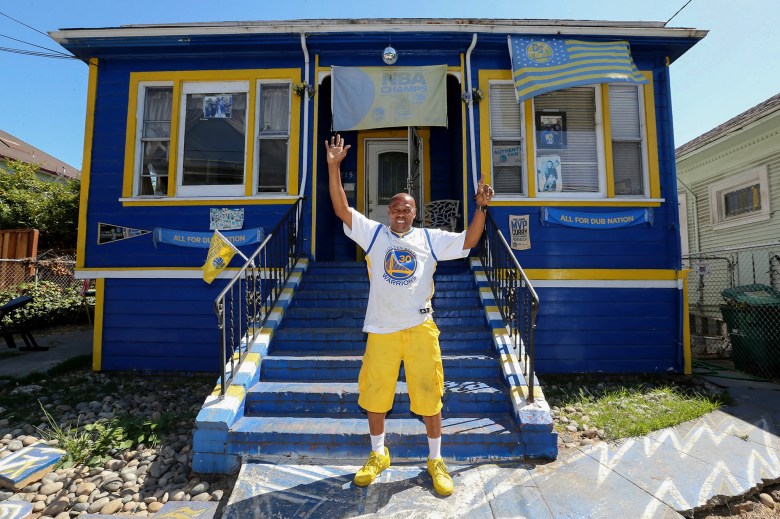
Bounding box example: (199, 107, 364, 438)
(478, 211, 540, 403)
(214, 198, 303, 398)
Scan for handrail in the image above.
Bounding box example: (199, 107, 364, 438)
(478, 211, 540, 403)
(214, 199, 303, 397)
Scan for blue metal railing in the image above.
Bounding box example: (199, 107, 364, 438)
(478, 211, 540, 403)
(214, 199, 303, 397)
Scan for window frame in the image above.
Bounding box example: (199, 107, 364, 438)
(176, 80, 250, 198)
(123, 69, 302, 204)
(478, 69, 660, 206)
(709, 165, 771, 230)
(532, 84, 607, 199)
(254, 80, 292, 195)
(132, 81, 174, 198)
(488, 80, 527, 196)
(608, 83, 650, 198)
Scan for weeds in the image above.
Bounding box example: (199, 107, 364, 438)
(554, 385, 725, 440)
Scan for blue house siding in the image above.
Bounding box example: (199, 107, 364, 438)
(100, 278, 223, 372)
(534, 287, 680, 373)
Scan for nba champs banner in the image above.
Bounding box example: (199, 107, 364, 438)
(332, 65, 447, 131)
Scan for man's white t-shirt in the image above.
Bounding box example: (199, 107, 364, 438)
(345, 208, 470, 334)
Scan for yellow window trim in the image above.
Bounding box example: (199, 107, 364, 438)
(478, 69, 660, 203)
(123, 68, 301, 204)
(489, 199, 662, 207)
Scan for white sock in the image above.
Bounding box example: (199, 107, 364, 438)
(370, 433, 385, 454)
(428, 436, 441, 460)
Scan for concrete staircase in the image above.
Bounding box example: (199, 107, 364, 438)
(224, 260, 556, 461)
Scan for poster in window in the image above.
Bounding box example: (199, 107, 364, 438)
(492, 145, 522, 167)
(535, 112, 566, 149)
(537, 154, 562, 193)
(203, 95, 232, 119)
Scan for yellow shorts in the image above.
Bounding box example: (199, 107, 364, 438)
(357, 320, 444, 417)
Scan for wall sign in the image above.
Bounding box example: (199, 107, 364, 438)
(509, 215, 531, 250)
(540, 207, 653, 229)
(153, 227, 264, 248)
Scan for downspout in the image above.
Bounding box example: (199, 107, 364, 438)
(677, 177, 700, 253)
(299, 33, 311, 200)
(466, 34, 478, 194)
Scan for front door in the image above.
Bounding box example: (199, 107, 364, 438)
(366, 139, 408, 226)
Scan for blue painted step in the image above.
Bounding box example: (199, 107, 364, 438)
(244, 380, 511, 415)
(228, 414, 525, 459)
(282, 307, 487, 328)
(259, 355, 500, 382)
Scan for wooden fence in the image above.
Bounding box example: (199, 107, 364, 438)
(0, 229, 39, 288)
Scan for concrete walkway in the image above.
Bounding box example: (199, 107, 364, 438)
(224, 368, 780, 518)
(0, 325, 93, 378)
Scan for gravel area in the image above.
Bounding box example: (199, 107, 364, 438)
(0, 367, 235, 518)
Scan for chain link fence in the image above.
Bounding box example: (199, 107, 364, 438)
(0, 251, 79, 293)
(684, 243, 780, 380)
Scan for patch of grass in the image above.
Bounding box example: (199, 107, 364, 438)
(556, 385, 725, 440)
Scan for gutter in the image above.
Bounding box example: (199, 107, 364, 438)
(466, 34, 478, 194)
(299, 33, 311, 200)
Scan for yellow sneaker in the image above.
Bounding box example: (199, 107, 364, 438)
(427, 457, 454, 496)
(353, 447, 391, 487)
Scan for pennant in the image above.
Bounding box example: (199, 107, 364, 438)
(201, 230, 240, 284)
(97, 223, 150, 245)
(509, 37, 647, 103)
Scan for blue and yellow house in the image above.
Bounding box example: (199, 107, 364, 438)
(52, 18, 704, 375)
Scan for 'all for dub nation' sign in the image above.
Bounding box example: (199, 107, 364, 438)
(540, 207, 653, 229)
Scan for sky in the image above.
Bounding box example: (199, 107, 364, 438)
(1, 0, 778, 171)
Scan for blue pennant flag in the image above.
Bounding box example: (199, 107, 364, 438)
(509, 36, 647, 103)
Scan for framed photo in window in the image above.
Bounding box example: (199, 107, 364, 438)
(536, 112, 567, 149)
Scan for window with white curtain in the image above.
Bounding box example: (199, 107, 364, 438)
(533, 86, 603, 196)
(609, 84, 647, 196)
(135, 84, 173, 196)
(256, 83, 291, 193)
(489, 82, 525, 195)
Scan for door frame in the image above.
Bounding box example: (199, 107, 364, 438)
(356, 128, 431, 220)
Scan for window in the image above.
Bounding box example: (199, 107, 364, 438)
(709, 165, 771, 229)
(609, 84, 647, 196)
(533, 86, 604, 196)
(489, 82, 524, 195)
(256, 83, 291, 193)
(177, 81, 249, 197)
(135, 84, 172, 196)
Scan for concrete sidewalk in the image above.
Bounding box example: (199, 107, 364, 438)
(0, 325, 93, 379)
(224, 368, 780, 518)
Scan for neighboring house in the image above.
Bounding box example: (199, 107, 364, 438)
(676, 93, 780, 256)
(0, 129, 81, 182)
(52, 18, 704, 374)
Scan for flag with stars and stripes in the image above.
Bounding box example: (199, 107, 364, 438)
(509, 36, 647, 103)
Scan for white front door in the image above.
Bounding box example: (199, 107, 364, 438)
(366, 139, 408, 226)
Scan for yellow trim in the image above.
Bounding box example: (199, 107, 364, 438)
(524, 99, 536, 195)
(489, 199, 662, 207)
(123, 68, 301, 204)
(681, 269, 692, 374)
(523, 269, 677, 280)
(244, 80, 258, 197)
(312, 56, 321, 258)
(77, 59, 98, 269)
(92, 278, 105, 371)
(642, 72, 661, 199)
(210, 384, 247, 399)
(602, 84, 615, 198)
(119, 198, 299, 207)
(477, 70, 513, 187)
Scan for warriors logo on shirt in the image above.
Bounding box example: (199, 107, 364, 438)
(383, 248, 417, 285)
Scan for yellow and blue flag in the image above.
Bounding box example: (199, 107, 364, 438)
(509, 37, 647, 103)
(202, 231, 239, 284)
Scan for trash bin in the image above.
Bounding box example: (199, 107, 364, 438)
(720, 284, 780, 378)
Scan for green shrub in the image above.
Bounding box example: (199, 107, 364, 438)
(0, 281, 86, 329)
